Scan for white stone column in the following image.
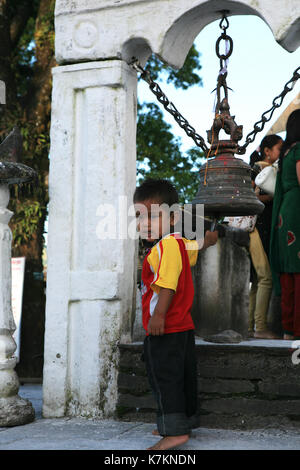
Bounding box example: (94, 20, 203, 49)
(0, 185, 35, 426)
(43, 60, 137, 418)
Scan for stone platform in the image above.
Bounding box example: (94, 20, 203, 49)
(117, 338, 300, 429)
(1, 384, 300, 450)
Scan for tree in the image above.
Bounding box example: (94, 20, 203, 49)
(0, 0, 55, 378)
(137, 102, 204, 203)
(137, 45, 206, 203)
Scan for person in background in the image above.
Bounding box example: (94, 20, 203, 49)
(270, 110, 300, 340)
(248, 134, 283, 339)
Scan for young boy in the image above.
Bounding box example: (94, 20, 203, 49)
(134, 178, 218, 450)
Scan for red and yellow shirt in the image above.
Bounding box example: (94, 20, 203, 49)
(141, 233, 198, 334)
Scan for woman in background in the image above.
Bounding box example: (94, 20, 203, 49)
(270, 110, 300, 340)
(248, 134, 283, 339)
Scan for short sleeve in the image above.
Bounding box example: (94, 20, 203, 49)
(148, 237, 182, 292)
(183, 239, 199, 266)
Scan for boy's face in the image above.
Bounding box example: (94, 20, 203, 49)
(135, 198, 175, 242)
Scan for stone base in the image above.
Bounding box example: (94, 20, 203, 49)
(117, 339, 300, 430)
(191, 238, 250, 339)
(0, 395, 35, 427)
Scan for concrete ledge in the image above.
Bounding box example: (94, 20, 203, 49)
(121, 338, 296, 354)
(117, 338, 300, 429)
(195, 337, 296, 353)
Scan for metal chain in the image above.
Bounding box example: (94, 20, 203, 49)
(129, 58, 209, 154)
(237, 66, 300, 154)
(216, 10, 233, 75)
(213, 13, 234, 115)
(129, 9, 300, 158)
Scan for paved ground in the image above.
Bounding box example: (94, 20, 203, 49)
(0, 384, 299, 451)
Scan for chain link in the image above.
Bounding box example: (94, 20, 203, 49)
(129, 58, 209, 154)
(131, 57, 300, 157)
(219, 12, 230, 32)
(237, 66, 300, 154)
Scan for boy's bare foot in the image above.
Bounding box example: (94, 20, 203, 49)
(147, 434, 189, 450)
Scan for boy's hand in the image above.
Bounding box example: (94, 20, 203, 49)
(147, 311, 166, 336)
(203, 230, 218, 248)
(147, 288, 174, 336)
(197, 230, 218, 250)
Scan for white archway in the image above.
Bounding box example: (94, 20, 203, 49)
(160, 2, 300, 68)
(55, 0, 300, 66)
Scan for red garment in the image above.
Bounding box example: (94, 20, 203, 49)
(280, 273, 300, 336)
(141, 234, 195, 335)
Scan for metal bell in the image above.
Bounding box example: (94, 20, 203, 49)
(192, 97, 264, 218)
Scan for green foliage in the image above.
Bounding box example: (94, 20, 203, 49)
(2, 0, 54, 251)
(144, 44, 203, 90)
(137, 102, 204, 203)
(8, 1, 40, 100)
(34, 3, 55, 50)
(6, 101, 51, 251)
(11, 18, 36, 99)
(12, 199, 44, 246)
(137, 44, 205, 202)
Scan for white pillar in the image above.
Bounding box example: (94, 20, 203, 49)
(0, 185, 35, 426)
(43, 61, 137, 418)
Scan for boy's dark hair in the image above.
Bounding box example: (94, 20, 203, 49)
(133, 178, 179, 206)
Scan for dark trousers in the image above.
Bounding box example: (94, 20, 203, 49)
(143, 330, 199, 436)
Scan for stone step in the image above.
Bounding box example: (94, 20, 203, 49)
(117, 339, 300, 429)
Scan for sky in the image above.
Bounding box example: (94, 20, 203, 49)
(138, 14, 300, 164)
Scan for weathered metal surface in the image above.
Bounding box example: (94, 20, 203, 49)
(0, 127, 37, 185)
(192, 152, 264, 216)
(193, 92, 264, 217)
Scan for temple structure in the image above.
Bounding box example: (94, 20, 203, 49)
(42, 0, 300, 419)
